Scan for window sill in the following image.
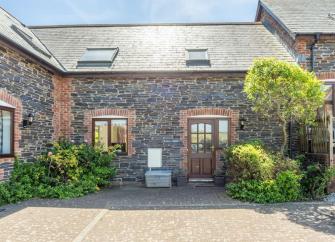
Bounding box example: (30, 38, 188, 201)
(0, 154, 15, 159)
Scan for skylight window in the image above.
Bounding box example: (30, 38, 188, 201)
(77, 48, 119, 68)
(186, 49, 210, 66)
(11, 24, 51, 58)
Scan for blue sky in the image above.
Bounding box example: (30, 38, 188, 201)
(0, 0, 259, 26)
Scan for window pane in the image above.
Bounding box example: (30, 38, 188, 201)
(219, 120, 228, 132)
(191, 124, 197, 133)
(205, 134, 212, 153)
(111, 119, 127, 153)
(219, 120, 229, 147)
(94, 121, 108, 150)
(198, 123, 205, 133)
(198, 133, 205, 143)
(188, 50, 208, 60)
(0, 110, 12, 155)
(198, 143, 204, 153)
(191, 134, 198, 143)
(205, 124, 212, 133)
(80, 48, 117, 62)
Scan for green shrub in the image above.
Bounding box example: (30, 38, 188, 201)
(301, 164, 335, 199)
(275, 171, 302, 201)
(39, 141, 81, 183)
(0, 141, 118, 206)
(227, 179, 282, 203)
(225, 140, 274, 182)
(227, 171, 302, 203)
(273, 154, 301, 174)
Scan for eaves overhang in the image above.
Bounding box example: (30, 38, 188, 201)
(0, 33, 65, 74)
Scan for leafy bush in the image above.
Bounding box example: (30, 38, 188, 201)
(301, 164, 335, 199)
(225, 141, 274, 182)
(273, 154, 301, 174)
(0, 141, 117, 206)
(275, 171, 302, 201)
(227, 171, 302, 203)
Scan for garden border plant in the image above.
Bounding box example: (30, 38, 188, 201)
(225, 58, 334, 204)
(225, 140, 335, 203)
(0, 140, 118, 206)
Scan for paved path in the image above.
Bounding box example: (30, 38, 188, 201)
(0, 184, 334, 242)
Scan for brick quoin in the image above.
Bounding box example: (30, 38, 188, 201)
(52, 76, 74, 140)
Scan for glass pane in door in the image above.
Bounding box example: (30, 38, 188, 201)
(191, 122, 213, 153)
(219, 120, 228, 147)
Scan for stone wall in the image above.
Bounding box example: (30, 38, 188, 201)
(69, 75, 282, 181)
(314, 36, 335, 74)
(0, 42, 55, 180)
(258, 7, 335, 76)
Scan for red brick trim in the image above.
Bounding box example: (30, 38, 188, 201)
(179, 108, 239, 171)
(0, 168, 4, 180)
(84, 108, 136, 156)
(0, 89, 22, 164)
(52, 76, 74, 140)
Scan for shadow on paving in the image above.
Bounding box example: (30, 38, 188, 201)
(0, 184, 334, 236)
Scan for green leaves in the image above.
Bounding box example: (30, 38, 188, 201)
(0, 141, 118, 205)
(227, 171, 302, 203)
(225, 141, 275, 182)
(245, 58, 325, 154)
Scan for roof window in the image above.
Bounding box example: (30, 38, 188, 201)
(186, 49, 210, 66)
(11, 24, 51, 58)
(77, 48, 119, 68)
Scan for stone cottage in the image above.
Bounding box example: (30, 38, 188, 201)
(0, 0, 334, 182)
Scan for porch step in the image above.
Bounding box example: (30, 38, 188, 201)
(188, 178, 215, 187)
(189, 178, 214, 183)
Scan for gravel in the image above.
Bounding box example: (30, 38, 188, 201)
(324, 193, 335, 203)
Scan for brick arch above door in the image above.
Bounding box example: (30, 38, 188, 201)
(179, 108, 239, 170)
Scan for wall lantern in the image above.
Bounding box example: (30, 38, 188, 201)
(239, 117, 246, 130)
(23, 113, 34, 128)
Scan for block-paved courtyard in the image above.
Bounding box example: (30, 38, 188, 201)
(0, 184, 334, 242)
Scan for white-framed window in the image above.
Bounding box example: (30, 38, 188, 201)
(0, 106, 14, 157)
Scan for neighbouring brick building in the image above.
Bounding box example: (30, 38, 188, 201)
(0, 0, 334, 181)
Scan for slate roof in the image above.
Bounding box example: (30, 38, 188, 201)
(30, 23, 294, 73)
(0, 7, 64, 70)
(260, 0, 335, 35)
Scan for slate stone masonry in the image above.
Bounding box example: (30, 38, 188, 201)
(70, 75, 283, 181)
(0, 43, 55, 179)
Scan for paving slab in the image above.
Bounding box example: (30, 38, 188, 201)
(0, 184, 334, 242)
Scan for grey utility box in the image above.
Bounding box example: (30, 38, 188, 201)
(145, 170, 172, 188)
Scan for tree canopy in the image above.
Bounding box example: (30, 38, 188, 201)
(244, 58, 325, 155)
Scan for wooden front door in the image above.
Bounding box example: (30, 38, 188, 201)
(188, 119, 215, 178)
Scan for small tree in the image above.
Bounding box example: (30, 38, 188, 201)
(244, 58, 325, 155)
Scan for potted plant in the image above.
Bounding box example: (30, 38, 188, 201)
(176, 168, 188, 186)
(214, 171, 225, 187)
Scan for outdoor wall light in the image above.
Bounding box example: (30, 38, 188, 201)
(23, 113, 34, 128)
(239, 117, 246, 130)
